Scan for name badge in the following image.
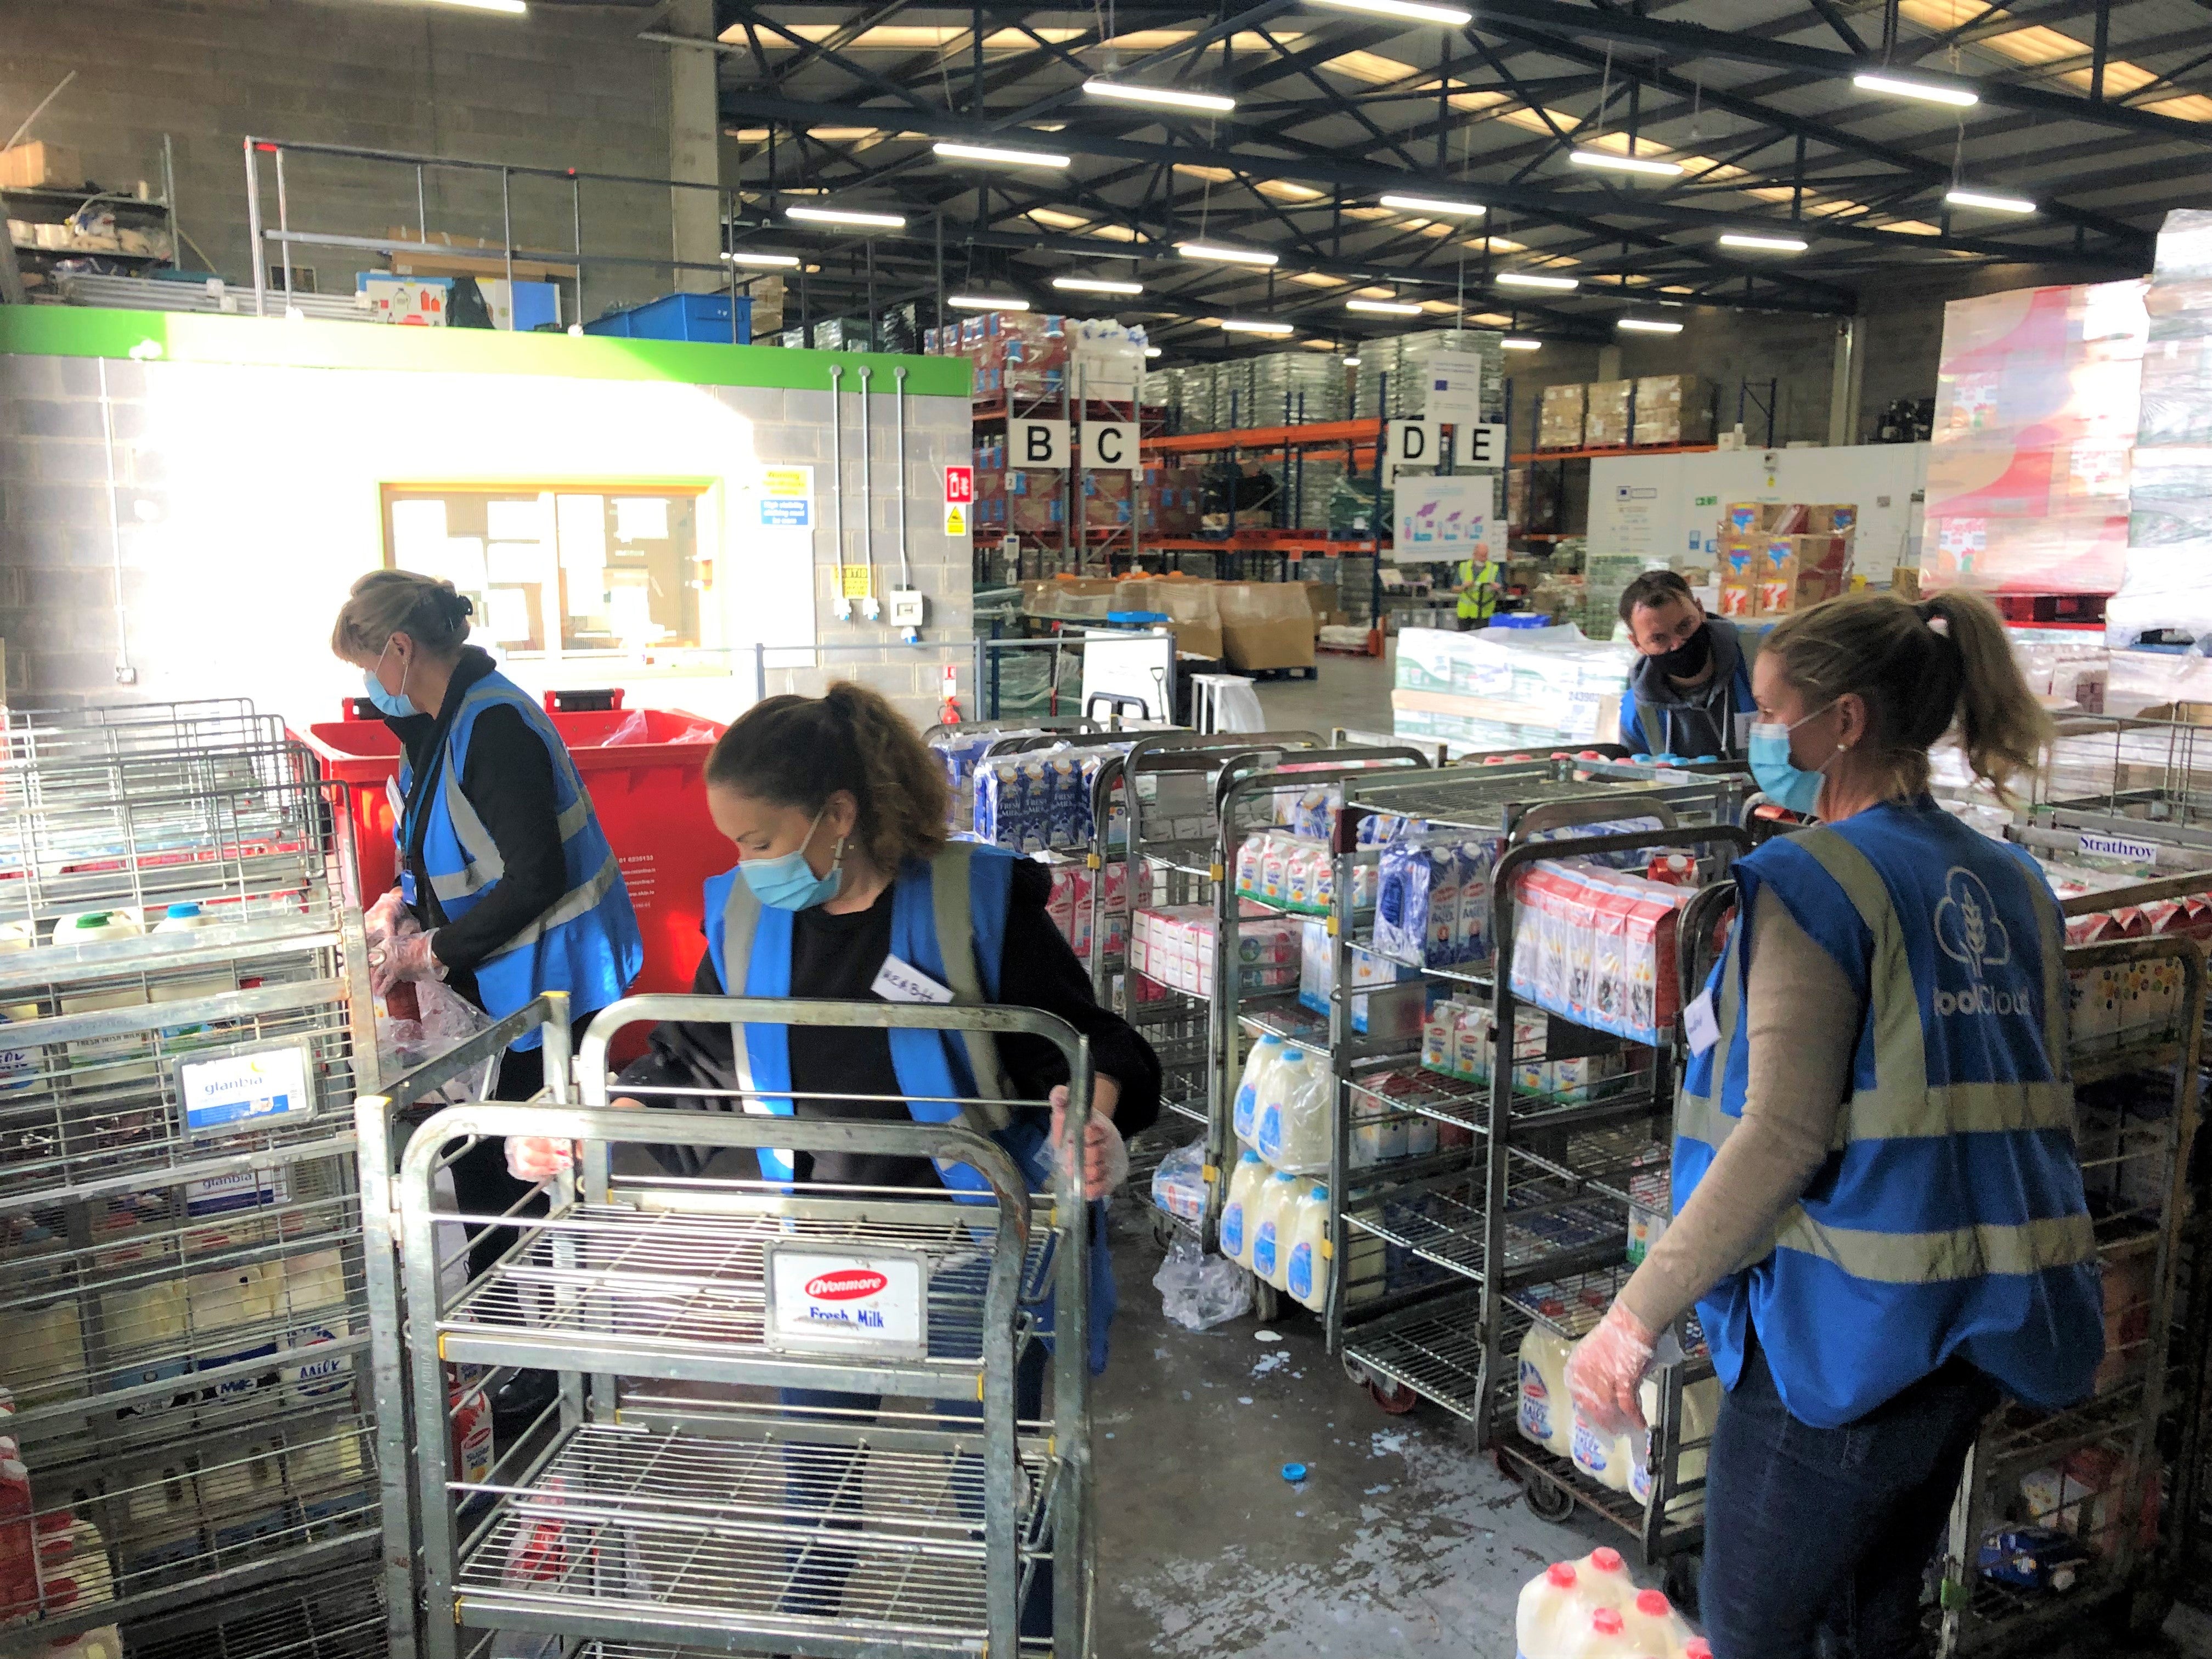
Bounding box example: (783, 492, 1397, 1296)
(1683, 988, 1720, 1056)
(872, 955, 954, 1005)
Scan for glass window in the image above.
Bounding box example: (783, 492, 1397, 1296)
(381, 485, 708, 657)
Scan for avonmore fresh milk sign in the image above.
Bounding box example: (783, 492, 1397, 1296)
(764, 1246, 930, 1358)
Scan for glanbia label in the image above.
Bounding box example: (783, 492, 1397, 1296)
(764, 1245, 930, 1359)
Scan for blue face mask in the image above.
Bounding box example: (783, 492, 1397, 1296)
(740, 808, 844, 911)
(1746, 702, 1837, 816)
(362, 638, 414, 719)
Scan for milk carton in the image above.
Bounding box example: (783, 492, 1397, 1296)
(1284, 1182, 1330, 1310)
(1220, 1150, 1267, 1267)
(1516, 1327, 1576, 1457)
(1019, 760, 1052, 853)
(1235, 833, 1269, 898)
(1426, 845, 1464, 966)
(280, 1249, 352, 1404)
(1284, 842, 1322, 911)
(186, 1262, 282, 1403)
(1455, 839, 1499, 965)
(1261, 837, 1295, 902)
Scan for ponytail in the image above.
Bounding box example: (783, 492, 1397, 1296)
(706, 681, 950, 871)
(1763, 589, 2051, 803)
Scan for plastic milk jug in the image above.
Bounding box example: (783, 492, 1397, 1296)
(1573, 1547, 1636, 1609)
(1251, 1171, 1306, 1289)
(1632, 1373, 1722, 1521)
(58, 911, 152, 1081)
(1220, 1150, 1267, 1268)
(1233, 1034, 1285, 1147)
(1516, 1326, 1576, 1458)
(1560, 1606, 1636, 1657)
(1284, 1182, 1330, 1310)
(1258, 1049, 1331, 1173)
(149, 903, 232, 1048)
(1572, 1406, 1639, 1495)
(101, 1278, 191, 1415)
(1517, 1562, 1583, 1659)
(280, 1249, 352, 1404)
(186, 1263, 281, 1402)
(1254, 1046, 1313, 1160)
(1621, 1587, 1695, 1656)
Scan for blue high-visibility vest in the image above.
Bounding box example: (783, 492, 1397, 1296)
(399, 672, 642, 1050)
(1675, 797, 2102, 1427)
(703, 840, 1116, 1372)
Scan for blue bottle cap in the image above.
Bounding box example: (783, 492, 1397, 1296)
(1282, 1462, 1307, 1482)
(166, 902, 202, 918)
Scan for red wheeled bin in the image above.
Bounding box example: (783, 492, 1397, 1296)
(294, 697, 728, 1015)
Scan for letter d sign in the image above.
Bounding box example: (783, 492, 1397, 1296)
(1013, 419, 1071, 470)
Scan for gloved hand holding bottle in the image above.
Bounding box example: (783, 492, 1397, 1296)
(1566, 1300, 1658, 1435)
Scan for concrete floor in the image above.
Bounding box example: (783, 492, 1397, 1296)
(1091, 646, 2212, 1657)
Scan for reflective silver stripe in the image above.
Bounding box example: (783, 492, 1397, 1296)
(1788, 830, 1930, 1103)
(479, 850, 623, 958)
(431, 686, 599, 914)
(1774, 1206, 2097, 1283)
(555, 794, 590, 842)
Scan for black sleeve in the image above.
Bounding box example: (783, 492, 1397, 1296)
(432, 706, 571, 974)
(995, 859, 1164, 1138)
(615, 950, 743, 1179)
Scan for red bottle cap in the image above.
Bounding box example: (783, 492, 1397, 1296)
(1547, 1562, 1577, 1588)
(1684, 1641, 1714, 1658)
(1591, 1547, 1626, 1573)
(1637, 1589, 1672, 1616)
(1593, 1608, 1625, 1636)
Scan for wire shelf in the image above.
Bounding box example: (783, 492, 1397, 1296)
(1344, 1300, 1488, 1422)
(126, 1565, 383, 1659)
(441, 1201, 1052, 1382)
(455, 1421, 1056, 1649)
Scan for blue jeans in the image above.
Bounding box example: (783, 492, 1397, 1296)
(1702, 1334, 1995, 1659)
(778, 1340, 1052, 1637)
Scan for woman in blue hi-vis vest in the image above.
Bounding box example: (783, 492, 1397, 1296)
(331, 571, 644, 1279)
(507, 681, 1162, 1637)
(1563, 589, 2100, 1658)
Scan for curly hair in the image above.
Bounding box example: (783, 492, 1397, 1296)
(705, 682, 950, 872)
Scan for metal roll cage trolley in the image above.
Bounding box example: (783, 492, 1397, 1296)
(357, 994, 1099, 1659)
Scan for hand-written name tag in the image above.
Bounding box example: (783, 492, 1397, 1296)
(1683, 988, 1720, 1057)
(872, 955, 955, 1005)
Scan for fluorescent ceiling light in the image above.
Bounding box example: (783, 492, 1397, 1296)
(1945, 187, 2035, 214)
(1221, 318, 1295, 335)
(949, 295, 1028, 311)
(1569, 150, 1684, 177)
(1307, 0, 1472, 24)
(723, 251, 802, 267)
(1379, 193, 1487, 217)
(1618, 317, 1684, 333)
(1344, 356, 1361, 365)
(1719, 232, 1809, 252)
(1084, 78, 1237, 114)
(932, 140, 1071, 168)
(786, 205, 907, 228)
(428, 0, 526, 11)
(1180, 242, 1279, 266)
(1502, 337, 1542, 351)
(1346, 298, 1421, 315)
(1496, 270, 1579, 290)
(1853, 71, 1978, 106)
(1053, 275, 1146, 295)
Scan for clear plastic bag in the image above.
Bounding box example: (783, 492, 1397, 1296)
(1152, 1236, 1252, 1332)
(374, 917, 499, 1101)
(1149, 1137, 1209, 1222)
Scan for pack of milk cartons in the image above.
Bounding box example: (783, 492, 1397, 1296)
(1373, 834, 1504, 969)
(1129, 903, 1300, 998)
(1508, 857, 1693, 1045)
(1298, 919, 1425, 1036)
(972, 745, 1127, 854)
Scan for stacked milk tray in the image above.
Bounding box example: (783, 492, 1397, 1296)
(1506, 857, 1694, 1046)
(1128, 904, 1300, 998)
(972, 745, 1130, 854)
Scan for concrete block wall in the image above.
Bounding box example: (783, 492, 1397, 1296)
(0, 318, 975, 735)
(2, 0, 681, 319)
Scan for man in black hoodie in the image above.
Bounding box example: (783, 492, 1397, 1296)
(1616, 569, 1756, 759)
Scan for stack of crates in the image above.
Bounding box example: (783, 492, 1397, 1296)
(1251, 351, 1348, 424)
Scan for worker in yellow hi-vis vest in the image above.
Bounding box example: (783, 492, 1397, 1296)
(1453, 544, 1501, 630)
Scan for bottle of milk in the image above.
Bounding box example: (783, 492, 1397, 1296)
(1233, 1034, 1286, 1148)
(57, 911, 152, 1082)
(1621, 1587, 1695, 1656)
(1284, 1182, 1330, 1311)
(1250, 1171, 1306, 1290)
(1220, 1150, 1267, 1268)
(1254, 1047, 1314, 1165)
(1561, 1606, 1637, 1657)
(1516, 1326, 1576, 1458)
(1572, 1547, 1635, 1609)
(149, 903, 233, 1049)
(1258, 1049, 1331, 1174)
(1517, 1561, 1584, 1659)
(1571, 1408, 1639, 1495)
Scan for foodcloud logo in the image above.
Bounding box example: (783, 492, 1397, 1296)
(1933, 867, 2025, 1018)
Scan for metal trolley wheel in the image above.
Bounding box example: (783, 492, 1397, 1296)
(1344, 1356, 1420, 1416)
(1664, 1551, 1703, 1620)
(1523, 1471, 1576, 1523)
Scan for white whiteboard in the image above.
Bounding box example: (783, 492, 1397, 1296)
(1589, 444, 1931, 581)
(1080, 630, 1177, 724)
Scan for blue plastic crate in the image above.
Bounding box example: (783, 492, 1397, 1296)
(584, 292, 751, 344)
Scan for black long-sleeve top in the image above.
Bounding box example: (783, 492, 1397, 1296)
(618, 856, 1162, 1187)
(381, 646, 571, 998)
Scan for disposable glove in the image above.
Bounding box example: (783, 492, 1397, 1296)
(1047, 1085, 1130, 1200)
(370, 928, 445, 998)
(1565, 1300, 1659, 1435)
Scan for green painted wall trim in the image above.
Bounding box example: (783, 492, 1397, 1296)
(0, 306, 972, 398)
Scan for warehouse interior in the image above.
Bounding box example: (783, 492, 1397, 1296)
(4, 0, 2212, 1655)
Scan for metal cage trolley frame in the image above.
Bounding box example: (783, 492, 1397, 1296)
(387, 995, 1099, 1659)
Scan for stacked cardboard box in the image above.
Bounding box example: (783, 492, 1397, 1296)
(1082, 469, 1134, 528)
(1920, 279, 2143, 595)
(956, 311, 1071, 402)
(1714, 501, 1857, 618)
(1139, 460, 1205, 538)
(2109, 210, 2212, 647)
(1585, 380, 1633, 448)
(1217, 581, 1318, 670)
(1633, 374, 1713, 447)
(1539, 383, 1587, 449)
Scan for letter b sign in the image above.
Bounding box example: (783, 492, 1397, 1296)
(1012, 419, 1071, 469)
